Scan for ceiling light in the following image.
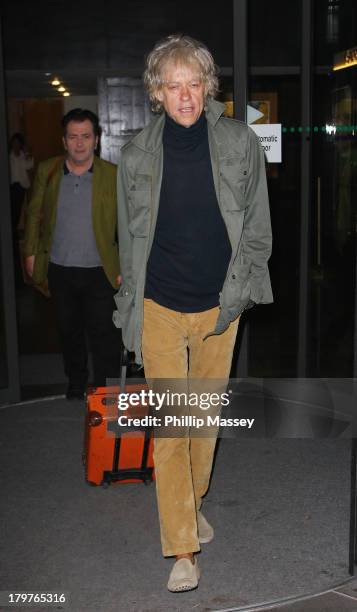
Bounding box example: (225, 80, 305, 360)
(63, 92, 70, 97)
(51, 78, 60, 86)
(57, 86, 66, 92)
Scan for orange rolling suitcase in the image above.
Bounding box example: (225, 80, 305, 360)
(84, 352, 155, 486)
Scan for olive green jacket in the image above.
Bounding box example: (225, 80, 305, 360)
(23, 155, 120, 288)
(114, 98, 273, 364)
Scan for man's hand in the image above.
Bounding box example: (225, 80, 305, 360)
(116, 274, 122, 286)
(25, 255, 35, 277)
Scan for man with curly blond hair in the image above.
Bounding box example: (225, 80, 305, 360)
(114, 34, 273, 591)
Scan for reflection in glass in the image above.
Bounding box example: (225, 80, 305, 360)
(311, 73, 356, 376)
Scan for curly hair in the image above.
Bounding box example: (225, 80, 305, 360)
(143, 34, 219, 112)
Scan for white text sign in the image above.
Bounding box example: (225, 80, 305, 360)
(249, 123, 282, 163)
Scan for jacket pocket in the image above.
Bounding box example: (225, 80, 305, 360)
(133, 173, 151, 189)
(219, 160, 249, 212)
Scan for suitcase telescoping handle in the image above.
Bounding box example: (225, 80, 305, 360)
(119, 347, 130, 393)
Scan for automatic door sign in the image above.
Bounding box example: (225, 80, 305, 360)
(249, 123, 282, 163)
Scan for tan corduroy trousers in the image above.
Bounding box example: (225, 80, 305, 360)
(142, 298, 239, 557)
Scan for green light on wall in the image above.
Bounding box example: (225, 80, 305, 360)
(280, 124, 356, 134)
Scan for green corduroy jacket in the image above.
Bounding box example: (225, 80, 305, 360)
(23, 155, 120, 288)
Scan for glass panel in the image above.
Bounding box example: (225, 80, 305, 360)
(0, 239, 9, 389)
(247, 3, 302, 376)
(175, 0, 233, 67)
(315, 0, 357, 65)
(310, 0, 357, 375)
(248, 0, 301, 66)
(247, 76, 301, 376)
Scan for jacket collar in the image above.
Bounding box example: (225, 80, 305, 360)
(63, 160, 94, 175)
(205, 98, 226, 127)
(57, 154, 100, 175)
(47, 153, 102, 197)
(129, 97, 226, 153)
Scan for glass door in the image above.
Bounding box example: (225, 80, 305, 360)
(247, 0, 302, 376)
(310, 0, 357, 376)
(245, 0, 356, 377)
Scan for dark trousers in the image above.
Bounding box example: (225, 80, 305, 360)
(48, 263, 122, 387)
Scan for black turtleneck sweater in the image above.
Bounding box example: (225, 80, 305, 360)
(144, 112, 231, 312)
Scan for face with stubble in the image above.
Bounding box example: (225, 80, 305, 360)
(63, 119, 98, 167)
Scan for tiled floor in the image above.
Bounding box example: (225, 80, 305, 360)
(230, 579, 357, 611)
(265, 585, 357, 611)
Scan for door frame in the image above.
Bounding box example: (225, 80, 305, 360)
(0, 21, 20, 404)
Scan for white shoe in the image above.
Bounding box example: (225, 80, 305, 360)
(197, 510, 214, 544)
(167, 557, 200, 592)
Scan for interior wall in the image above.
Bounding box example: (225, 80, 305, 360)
(64, 95, 97, 115)
(23, 99, 64, 166)
(7, 98, 65, 168)
(6, 98, 23, 137)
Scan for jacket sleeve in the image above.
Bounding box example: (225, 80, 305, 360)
(23, 162, 47, 257)
(242, 128, 273, 304)
(117, 152, 133, 289)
